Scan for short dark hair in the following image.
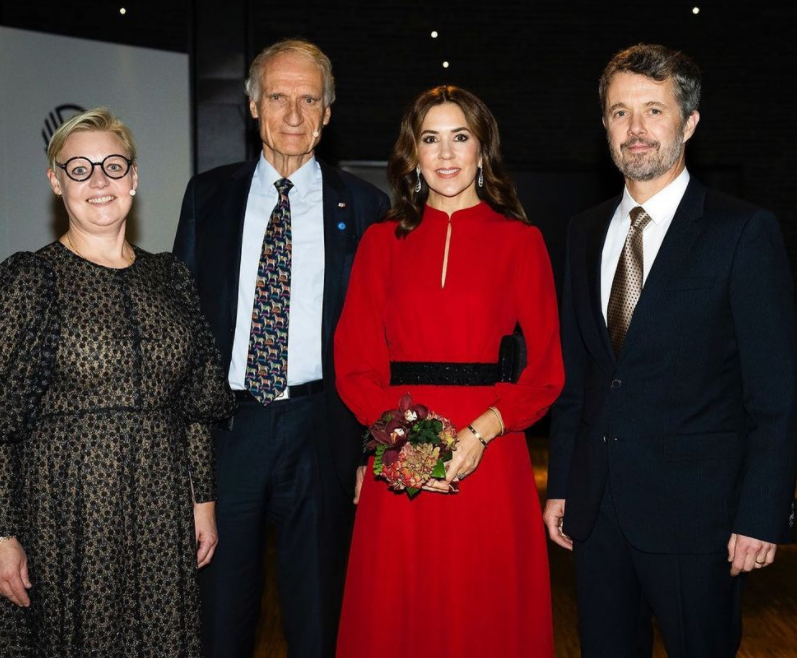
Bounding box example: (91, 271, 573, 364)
(599, 43, 701, 120)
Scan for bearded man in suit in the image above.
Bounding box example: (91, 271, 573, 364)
(174, 38, 389, 658)
(544, 43, 797, 658)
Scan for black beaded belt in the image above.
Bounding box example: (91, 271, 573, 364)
(233, 379, 325, 402)
(389, 361, 500, 386)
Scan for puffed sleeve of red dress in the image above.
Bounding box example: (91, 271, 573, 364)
(490, 225, 564, 433)
(0, 252, 59, 537)
(335, 223, 400, 426)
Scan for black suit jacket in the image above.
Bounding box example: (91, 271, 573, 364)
(173, 159, 389, 496)
(549, 178, 797, 554)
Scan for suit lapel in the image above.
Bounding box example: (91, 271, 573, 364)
(583, 197, 622, 373)
(224, 162, 257, 329)
(320, 162, 355, 362)
(586, 198, 620, 369)
(618, 179, 706, 360)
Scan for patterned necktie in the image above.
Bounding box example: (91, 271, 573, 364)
(245, 178, 293, 404)
(607, 206, 653, 358)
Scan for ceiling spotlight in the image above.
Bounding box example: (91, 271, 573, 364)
(442, 61, 450, 69)
(120, 7, 127, 14)
(431, 30, 438, 38)
(692, 6, 700, 13)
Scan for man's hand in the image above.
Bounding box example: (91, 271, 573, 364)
(544, 498, 573, 550)
(727, 532, 777, 576)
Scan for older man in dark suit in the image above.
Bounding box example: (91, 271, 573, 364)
(174, 39, 388, 658)
(545, 43, 797, 658)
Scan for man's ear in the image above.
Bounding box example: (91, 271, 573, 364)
(683, 110, 700, 143)
(249, 98, 259, 119)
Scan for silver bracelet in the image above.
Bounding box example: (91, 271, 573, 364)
(0, 536, 15, 544)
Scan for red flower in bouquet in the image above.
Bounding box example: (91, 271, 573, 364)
(380, 442, 441, 491)
(365, 393, 458, 498)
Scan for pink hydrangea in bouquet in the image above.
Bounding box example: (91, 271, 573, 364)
(365, 393, 459, 498)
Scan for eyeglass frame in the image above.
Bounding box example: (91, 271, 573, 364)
(54, 154, 134, 182)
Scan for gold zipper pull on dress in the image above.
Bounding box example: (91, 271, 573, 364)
(441, 216, 452, 288)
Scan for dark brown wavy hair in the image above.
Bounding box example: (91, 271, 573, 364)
(386, 85, 529, 237)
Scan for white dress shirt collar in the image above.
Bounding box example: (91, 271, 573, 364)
(254, 153, 320, 200)
(618, 167, 691, 226)
(600, 168, 691, 323)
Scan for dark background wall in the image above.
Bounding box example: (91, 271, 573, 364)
(2, 0, 795, 286)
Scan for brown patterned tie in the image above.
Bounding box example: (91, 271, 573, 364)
(607, 206, 653, 358)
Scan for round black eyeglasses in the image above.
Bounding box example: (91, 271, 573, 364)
(55, 154, 133, 182)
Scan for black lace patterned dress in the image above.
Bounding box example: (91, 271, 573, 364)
(0, 242, 235, 657)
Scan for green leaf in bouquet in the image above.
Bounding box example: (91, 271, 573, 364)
(406, 487, 420, 499)
(373, 444, 386, 476)
(431, 458, 447, 479)
(410, 418, 445, 445)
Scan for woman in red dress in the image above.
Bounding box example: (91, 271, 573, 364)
(334, 86, 564, 658)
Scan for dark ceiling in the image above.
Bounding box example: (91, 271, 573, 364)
(4, 1, 796, 269)
(5, 1, 792, 166)
(0, 0, 191, 53)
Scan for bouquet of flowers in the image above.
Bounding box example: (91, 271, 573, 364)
(365, 393, 459, 498)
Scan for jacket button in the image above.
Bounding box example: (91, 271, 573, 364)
(602, 434, 609, 444)
(611, 379, 622, 388)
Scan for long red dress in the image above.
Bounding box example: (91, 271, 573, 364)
(334, 202, 564, 658)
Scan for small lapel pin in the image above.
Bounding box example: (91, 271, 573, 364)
(338, 202, 347, 208)
(337, 222, 347, 231)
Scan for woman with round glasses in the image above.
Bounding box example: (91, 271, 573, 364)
(0, 107, 235, 657)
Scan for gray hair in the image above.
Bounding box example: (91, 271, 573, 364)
(245, 39, 335, 106)
(599, 43, 701, 121)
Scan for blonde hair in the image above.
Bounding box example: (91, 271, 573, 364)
(47, 107, 137, 170)
(245, 39, 335, 106)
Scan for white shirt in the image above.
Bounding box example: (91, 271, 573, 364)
(601, 168, 690, 323)
(228, 154, 325, 390)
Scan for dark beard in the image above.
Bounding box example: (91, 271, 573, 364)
(609, 135, 684, 182)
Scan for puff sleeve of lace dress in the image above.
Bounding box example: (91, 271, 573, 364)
(0, 252, 58, 536)
(167, 255, 236, 503)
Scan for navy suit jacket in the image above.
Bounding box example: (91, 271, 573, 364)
(549, 178, 797, 553)
(173, 159, 389, 496)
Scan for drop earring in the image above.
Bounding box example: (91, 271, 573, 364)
(477, 162, 484, 188)
(415, 165, 422, 193)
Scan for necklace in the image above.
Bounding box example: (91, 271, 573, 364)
(65, 232, 135, 266)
